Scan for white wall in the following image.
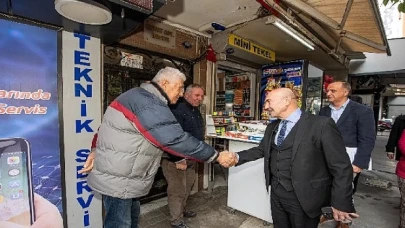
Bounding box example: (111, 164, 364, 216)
(387, 97, 405, 118)
(350, 39, 405, 75)
(388, 105, 405, 118)
(308, 63, 323, 78)
(388, 96, 405, 105)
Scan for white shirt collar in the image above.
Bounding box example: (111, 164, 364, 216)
(330, 99, 350, 111)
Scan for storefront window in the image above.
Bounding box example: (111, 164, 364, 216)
(305, 65, 324, 115)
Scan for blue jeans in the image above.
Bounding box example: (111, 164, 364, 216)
(103, 195, 140, 228)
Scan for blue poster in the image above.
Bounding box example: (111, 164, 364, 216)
(260, 60, 304, 119)
(0, 18, 62, 224)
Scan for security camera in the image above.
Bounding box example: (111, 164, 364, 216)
(182, 41, 192, 49)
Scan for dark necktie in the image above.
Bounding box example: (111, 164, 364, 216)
(276, 120, 288, 147)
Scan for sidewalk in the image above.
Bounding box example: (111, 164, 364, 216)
(139, 186, 270, 228)
(139, 135, 401, 228)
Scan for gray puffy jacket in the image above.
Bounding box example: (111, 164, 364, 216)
(87, 82, 218, 199)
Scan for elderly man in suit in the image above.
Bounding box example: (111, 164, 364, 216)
(319, 81, 375, 193)
(220, 88, 357, 228)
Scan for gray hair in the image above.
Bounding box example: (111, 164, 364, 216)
(152, 67, 186, 83)
(333, 80, 352, 93)
(185, 84, 205, 94)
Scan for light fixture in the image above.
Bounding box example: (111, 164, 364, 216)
(55, 0, 112, 25)
(266, 16, 315, 51)
(390, 84, 405, 88)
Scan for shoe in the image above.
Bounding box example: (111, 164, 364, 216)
(183, 210, 197, 218)
(171, 221, 189, 228)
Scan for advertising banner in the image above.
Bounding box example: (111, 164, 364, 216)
(260, 60, 304, 119)
(61, 30, 103, 227)
(0, 19, 62, 226)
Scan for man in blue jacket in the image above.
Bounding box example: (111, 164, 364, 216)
(79, 67, 232, 228)
(162, 84, 205, 228)
(319, 81, 375, 193)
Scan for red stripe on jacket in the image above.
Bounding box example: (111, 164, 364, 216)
(110, 100, 203, 162)
(91, 133, 98, 149)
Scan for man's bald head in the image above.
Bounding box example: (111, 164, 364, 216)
(264, 88, 299, 119)
(271, 88, 296, 99)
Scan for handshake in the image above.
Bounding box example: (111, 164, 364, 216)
(216, 150, 238, 168)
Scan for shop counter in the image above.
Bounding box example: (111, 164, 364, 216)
(210, 136, 273, 224)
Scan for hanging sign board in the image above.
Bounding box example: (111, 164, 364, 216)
(228, 34, 276, 62)
(144, 19, 176, 49)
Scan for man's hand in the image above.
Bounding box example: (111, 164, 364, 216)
(78, 151, 95, 174)
(352, 165, 362, 173)
(0, 193, 64, 228)
(331, 207, 359, 223)
(217, 151, 238, 168)
(175, 160, 187, 170)
(31, 193, 63, 228)
(387, 152, 395, 160)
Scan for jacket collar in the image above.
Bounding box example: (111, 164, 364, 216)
(141, 82, 171, 104)
(180, 98, 199, 110)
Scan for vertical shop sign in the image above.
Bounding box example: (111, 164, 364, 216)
(62, 31, 102, 227)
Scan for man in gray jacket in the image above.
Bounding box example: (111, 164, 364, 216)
(79, 67, 233, 228)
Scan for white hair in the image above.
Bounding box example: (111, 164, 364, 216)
(152, 67, 186, 83)
(185, 84, 204, 94)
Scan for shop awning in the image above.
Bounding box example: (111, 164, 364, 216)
(261, 0, 390, 56)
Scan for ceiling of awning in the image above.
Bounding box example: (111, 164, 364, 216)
(281, 0, 389, 54)
(137, 0, 390, 69)
(151, 0, 348, 69)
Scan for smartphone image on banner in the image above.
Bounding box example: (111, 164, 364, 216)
(0, 138, 35, 226)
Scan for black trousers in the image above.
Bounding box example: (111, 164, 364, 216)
(271, 180, 319, 228)
(353, 172, 361, 194)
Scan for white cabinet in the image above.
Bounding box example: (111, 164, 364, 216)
(227, 140, 273, 223)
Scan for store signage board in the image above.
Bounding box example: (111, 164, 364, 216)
(227, 34, 276, 62)
(144, 19, 176, 49)
(62, 30, 103, 228)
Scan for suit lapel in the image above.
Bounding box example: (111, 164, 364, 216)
(336, 100, 353, 126)
(291, 112, 308, 163)
(267, 120, 280, 156)
(325, 107, 332, 117)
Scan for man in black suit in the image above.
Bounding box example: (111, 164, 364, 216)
(219, 88, 357, 228)
(319, 81, 375, 193)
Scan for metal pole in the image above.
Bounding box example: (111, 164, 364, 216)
(292, 9, 345, 55)
(282, 0, 340, 29)
(368, 0, 391, 56)
(341, 31, 387, 51)
(339, 0, 354, 29)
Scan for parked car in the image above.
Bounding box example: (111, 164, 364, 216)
(378, 119, 392, 132)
